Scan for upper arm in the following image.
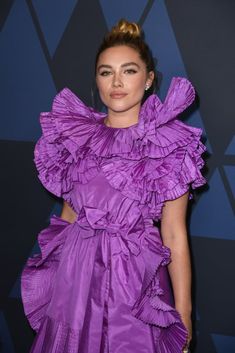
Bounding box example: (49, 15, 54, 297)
(60, 201, 77, 224)
(161, 192, 189, 242)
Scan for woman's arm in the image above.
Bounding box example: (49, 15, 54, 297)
(60, 201, 77, 224)
(161, 191, 192, 346)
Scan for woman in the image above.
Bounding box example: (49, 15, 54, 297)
(21, 19, 206, 353)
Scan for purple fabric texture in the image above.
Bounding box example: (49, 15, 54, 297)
(21, 77, 206, 353)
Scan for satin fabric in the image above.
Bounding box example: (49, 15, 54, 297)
(21, 77, 206, 353)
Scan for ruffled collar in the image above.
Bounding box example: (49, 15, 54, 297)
(42, 76, 196, 159)
(98, 76, 195, 131)
(36, 76, 205, 209)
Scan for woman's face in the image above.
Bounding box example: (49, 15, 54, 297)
(96, 45, 154, 117)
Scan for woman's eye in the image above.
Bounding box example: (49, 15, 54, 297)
(100, 71, 112, 76)
(124, 69, 137, 74)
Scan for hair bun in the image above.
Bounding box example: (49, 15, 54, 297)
(110, 19, 141, 38)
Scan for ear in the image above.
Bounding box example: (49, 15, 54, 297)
(146, 71, 155, 88)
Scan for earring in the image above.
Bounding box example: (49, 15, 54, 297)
(145, 84, 149, 91)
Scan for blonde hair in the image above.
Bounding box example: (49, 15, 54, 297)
(109, 19, 141, 38)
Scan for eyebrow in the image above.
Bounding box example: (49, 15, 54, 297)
(97, 62, 140, 71)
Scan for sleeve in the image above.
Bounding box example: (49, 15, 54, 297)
(141, 77, 207, 218)
(150, 118, 206, 202)
(34, 88, 96, 201)
(100, 78, 206, 220)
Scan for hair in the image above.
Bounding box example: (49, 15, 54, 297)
(95, 19, 156, 94)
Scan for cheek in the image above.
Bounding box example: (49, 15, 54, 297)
(129, 75, 146, 90)
(96, 80, 109, 105)
(96, 78, 102, 92)
(96, 79, 109, 97)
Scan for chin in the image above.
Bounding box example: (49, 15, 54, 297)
(109, 101, 141, 114)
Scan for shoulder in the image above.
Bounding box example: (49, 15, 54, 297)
(102, 77, 207, 220)
(34, 88, 105, 198)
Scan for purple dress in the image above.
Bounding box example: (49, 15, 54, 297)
(21, 77, 206, 353)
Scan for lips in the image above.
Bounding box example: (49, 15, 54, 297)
(110, 92, 127, 99)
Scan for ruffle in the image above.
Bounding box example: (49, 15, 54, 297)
(23, 215, 188, 352)
(102, 133, 206, 220)
(35, 135, 99, 198)
(34, 88, 103, 198)
(21, 216, 72, 331)
(101, 78, 206, 218)
(131, 232, 188, 352)
(132, 294, 188, 353)
(29, 315, 79, 353)
(34, 77, 206, 210)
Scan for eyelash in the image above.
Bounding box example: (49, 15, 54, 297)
(99, 69, 138, 76)
(100, 71, 111, 76)
(124, 69, 137, 74)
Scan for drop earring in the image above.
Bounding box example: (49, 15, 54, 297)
(145, 84, 149, 91)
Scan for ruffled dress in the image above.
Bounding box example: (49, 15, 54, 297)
(21, 77, 206, 353)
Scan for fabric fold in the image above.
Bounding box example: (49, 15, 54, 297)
(27, 76, 207, 353)
(131, 236, 188, 353)
(21, 216, 72, 331)
(29, 315, 79, 353)
(34, 77, 206, 211)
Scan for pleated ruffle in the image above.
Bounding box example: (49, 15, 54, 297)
(21, 216, 72, 331)
(29, 315, 79, 353)
(131, 241, 188, 352)
(34, 77, 206, 218)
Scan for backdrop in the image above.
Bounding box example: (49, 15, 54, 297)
(0, 1, 235, 352)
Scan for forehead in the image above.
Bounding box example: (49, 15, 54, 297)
(97, 45, 144, 66)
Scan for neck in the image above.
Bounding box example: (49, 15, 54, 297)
(105, 106, 140, 128)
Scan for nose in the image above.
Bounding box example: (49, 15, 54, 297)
(112, 72, 123, 87)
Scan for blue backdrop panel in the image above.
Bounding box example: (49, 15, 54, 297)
(0, 0, 56, 142)
(190, 168, 235, 240)
(142, 0, 209, 153)
(212, 334, 235, 353)
(0, 312, 15, 353)
(224, 166, 235, 198)
(99, 0, 147, 28)
(33, 0, 77, 56)
(225, 136, 235, 155)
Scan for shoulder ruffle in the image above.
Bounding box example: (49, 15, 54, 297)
(34, 88, 104, 198)
(34, 77, 206, 213)
(101, 77, 206, 219)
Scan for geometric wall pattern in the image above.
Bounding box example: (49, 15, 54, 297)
(0, 0, 234, 352)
